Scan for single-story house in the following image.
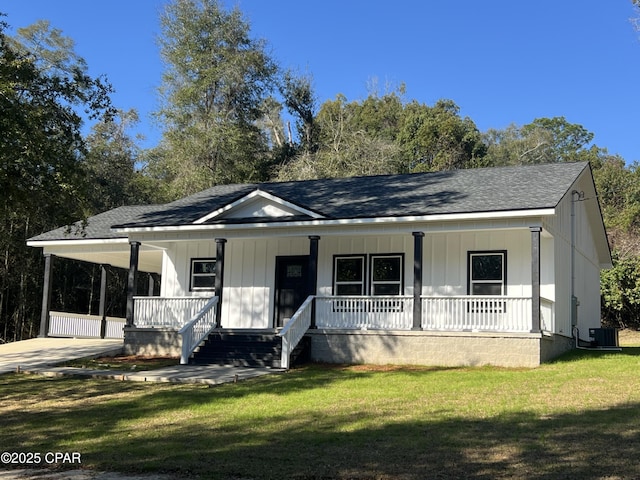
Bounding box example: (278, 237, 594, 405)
(27, 161, 612, 368)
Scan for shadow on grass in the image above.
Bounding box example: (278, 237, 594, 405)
(1, 365, 640, 479)
(92, 403, 640, 480)
(550, 346, 640, 363)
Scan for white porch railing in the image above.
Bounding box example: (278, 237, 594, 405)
(133, 296, 212, 328)
(49, 312, 125, 339)
(313, 295, 545, 332)
(278, 296, 314, 369)
(421, 296, 532, 332)
(178, 296, 219, 365)
(315, 296, 414, 330)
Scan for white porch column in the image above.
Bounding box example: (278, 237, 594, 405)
(530, 227, 542, 333)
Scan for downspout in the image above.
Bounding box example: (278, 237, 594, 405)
(571, 190, 584, 346)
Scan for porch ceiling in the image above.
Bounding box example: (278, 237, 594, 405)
(40, 244, 163, 274)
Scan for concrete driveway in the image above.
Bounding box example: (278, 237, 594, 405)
(0, 337, 123, 374)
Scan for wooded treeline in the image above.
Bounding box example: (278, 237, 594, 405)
(2, 1, 640, 342)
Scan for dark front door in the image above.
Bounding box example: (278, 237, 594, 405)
(274, 255, 310, 328)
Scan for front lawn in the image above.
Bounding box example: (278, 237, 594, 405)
(1, 347, 640, 479)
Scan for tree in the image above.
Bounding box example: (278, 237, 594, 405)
(522, 117, 594, 163)
(601, 251, 640, 329)
(280, 69, 318, 154)
(84, 109, 161, 212)
(397, 99, 486, 172)
(276, 91, 404, 180)
(152, 0, 279, 198)
(483, 117, 595, 166)
(593, 157, 640, 234)
(0, 18, 113, 341)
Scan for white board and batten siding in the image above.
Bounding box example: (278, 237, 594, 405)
(161, 237, 309, 328)
(544, 172, 608, 336)
(159, 228, 554, 330)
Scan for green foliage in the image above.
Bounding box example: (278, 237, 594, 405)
(0, 19, 113, 341)
(278, 91, 486, 180)
(398, 99, 487, 172)
(601, 252, 640, 328)
(590, 158, 640, 328)
(84, 109, 162, 212)
(593, 157, 640, 232)
(522, 117, 594, 162)
(277, 91, 405, 180)
(483, 117, 596, 166)
(280, 69, 318, 154)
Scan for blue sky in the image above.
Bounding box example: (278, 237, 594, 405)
(3, 1, 640, 162)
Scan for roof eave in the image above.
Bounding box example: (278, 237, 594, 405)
(113, 208, 557, 234)
(26, 237, 129, 247)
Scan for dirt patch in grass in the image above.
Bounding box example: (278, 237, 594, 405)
(345, 363, 447, 373)
(59, 355, 179, 371)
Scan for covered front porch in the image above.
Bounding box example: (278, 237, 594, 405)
(34, 223, 558, 368)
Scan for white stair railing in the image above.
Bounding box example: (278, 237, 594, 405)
(278, 296, 314, 369)
(178, 296, 219, 365)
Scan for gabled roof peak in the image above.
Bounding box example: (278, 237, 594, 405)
(193, 188, 325, 224)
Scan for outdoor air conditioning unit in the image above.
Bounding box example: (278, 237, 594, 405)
(588, 328, 619, 347)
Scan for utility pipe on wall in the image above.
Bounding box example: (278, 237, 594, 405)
(570, 190, 584, 331)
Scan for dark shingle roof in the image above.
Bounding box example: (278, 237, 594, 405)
(27, 205, 163, 242)
(28, 162, 589, 241)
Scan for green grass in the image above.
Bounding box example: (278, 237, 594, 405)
(2, 349, 640, 479)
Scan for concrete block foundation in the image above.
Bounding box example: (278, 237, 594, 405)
(123, 327, 575, 368)
(307, 329, 574, 368)
(123, 327, 181, 357)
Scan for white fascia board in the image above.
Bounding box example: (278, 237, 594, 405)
(193, 189, 325, 224)
(27, 238, 130, 248)
(116, 208, 555, 234)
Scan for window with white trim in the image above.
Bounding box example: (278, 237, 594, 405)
(370, 255, 403, 295)
(333, 254, 404, 296)
(467, 251, 507, 313)
(190, 258, 216, 291)
(334, 256, 365, 295)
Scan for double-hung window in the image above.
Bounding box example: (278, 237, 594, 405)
(468, 251, 506, 312)
(333, 254, 404, 296)
(334, 256, 365, 295)
(370, 255, 403, 295)
(333, 254, 404, 312)
(190, 258, 216, 291)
